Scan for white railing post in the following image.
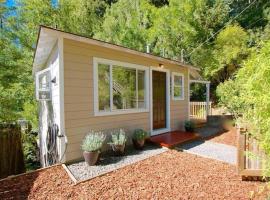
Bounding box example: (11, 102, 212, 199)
(206, 83, 210, 119)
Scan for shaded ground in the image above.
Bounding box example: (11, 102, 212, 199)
(208, 128, 237, 147)
(0, 150, 267, 200)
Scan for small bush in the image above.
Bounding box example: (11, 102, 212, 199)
(133, 129, 148, 141)
(108, 129, 127, 146)
(184, 120, 195, 132)
(82, 131, 106, 152)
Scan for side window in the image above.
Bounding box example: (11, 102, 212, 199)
(172, 72, 184, 100)
(36, 68, 51, 101)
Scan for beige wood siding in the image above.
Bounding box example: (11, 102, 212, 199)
(63, 38, 189, 162)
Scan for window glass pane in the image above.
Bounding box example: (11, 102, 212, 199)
(98, 64, 110, 111)
(39, 71, 50, 90)
(174, 75, 182, 86)
(174, 86, 182, 98)
(113, 66, 136, 109)
(138, 70, 145, 109)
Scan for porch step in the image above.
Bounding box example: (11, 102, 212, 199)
(148, 131, 200, 148)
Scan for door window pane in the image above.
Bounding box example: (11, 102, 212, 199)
(98, 64, 110, 111)
(112, 66, 136, 109)
(173, 74, 184, 99)
(138, 70, 145, 109)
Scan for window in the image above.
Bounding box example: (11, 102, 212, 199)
(94, 58, 149, 115)
(172, 72, 184, 100)
(36, 68, 51, 101)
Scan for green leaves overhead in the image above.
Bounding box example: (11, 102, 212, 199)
(95, 0, 156, 51)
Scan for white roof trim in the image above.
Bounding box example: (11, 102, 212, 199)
(33, 26, 200, 73)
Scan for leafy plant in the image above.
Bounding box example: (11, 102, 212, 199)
(82, 131, 106, 152)
(108, 129, 127, 146)
(133, 129, 148, 141)
(184, 120, 195, 132)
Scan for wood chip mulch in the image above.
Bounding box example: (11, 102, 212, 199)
(0, 150, 267, 200)
(208, 127, 237, 147)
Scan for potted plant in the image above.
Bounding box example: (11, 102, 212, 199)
(184, 120, 195, 132)
(132, 129, 148, 150)
(108, 129, 127, 156)
(81, 131, 106, 166)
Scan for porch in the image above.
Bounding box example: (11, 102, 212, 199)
(148, 131, 200, 148)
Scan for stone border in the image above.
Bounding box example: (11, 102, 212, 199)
(62, 164, 78, 184)
(63, 147, 169, 185)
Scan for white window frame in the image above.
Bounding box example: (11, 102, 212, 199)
(93, 57, 150, 116)
(35, 67, 51, 101)
(171, 72, 184, 100)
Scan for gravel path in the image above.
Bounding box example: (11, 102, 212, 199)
(68, 145, 168, 181)
(176, 140, 237, 164)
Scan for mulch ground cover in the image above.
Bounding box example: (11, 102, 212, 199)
(0, 150, 267, 199)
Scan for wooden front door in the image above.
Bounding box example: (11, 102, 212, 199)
(152, 70, 167, 130)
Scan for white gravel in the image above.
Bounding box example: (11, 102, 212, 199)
(67, 145, 168, 182)
(176, 140, 237, 165)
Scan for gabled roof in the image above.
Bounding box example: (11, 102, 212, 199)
(33, 25, 200, 74)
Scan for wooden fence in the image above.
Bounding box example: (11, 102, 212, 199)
(237, 127, 265, 178)
(190, 101, 212, 120)
(0, 124, 25, 179)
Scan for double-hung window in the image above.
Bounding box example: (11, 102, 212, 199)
(172, 72, 184, 100)
(94, 58, 149, 115)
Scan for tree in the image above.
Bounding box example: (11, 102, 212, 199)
(217, 40, 270, 176)
(95, 0, 156, 51)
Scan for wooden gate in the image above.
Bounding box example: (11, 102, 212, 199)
(237, 127, 266, 178)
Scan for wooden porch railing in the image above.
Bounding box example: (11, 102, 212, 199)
(237, 127, 266, 178)
(190, 101, 212, 120)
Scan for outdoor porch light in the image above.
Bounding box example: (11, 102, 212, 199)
(159, 64, 164, 68)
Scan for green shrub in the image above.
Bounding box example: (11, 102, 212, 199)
(184, 120, 195, 132)
(82, 131, 106, 152)
(23, 130, 40, 170)
(108, 129, 127, 146)
(133, 129, 148, 141)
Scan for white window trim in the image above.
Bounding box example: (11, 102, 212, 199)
(93, 57, 150, 116)
(35, 67, 51, 101)
(171, 72, 184, 100)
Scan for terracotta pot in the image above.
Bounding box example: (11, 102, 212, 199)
(83, 151, 99, 166)
(132, 139, 145, 150)
(111, 144, 125, 156)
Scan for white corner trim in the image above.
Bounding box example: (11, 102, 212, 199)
(150, 66, 171, 136)
(172, 72, 185, 101)
(93, 57, 150, 117)
(58, 36, 66, 162)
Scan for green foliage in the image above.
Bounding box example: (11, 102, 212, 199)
(216, 79, 245, 116)
(184, 120, 195, 132)
(217, 41, 270, 176)
(22, 130, 39, 170)
(96, 0, 156, 51)
(201, 24, 249, 82)
(133, 129, 148, 141)
(82, 131, 106, 152)
(108, 129, 127, 145)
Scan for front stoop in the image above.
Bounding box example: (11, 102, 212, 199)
(148, 131, 200, 148)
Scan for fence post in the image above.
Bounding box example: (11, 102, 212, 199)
(237, 126, 246, 175)
(205, 83, 210, 119)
